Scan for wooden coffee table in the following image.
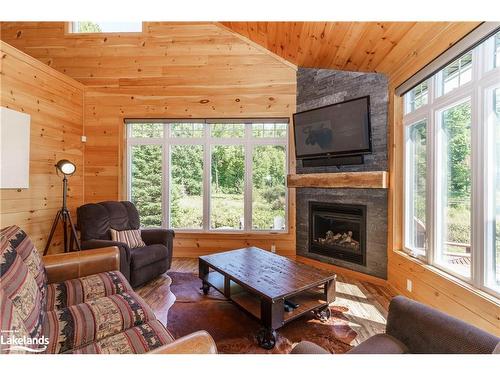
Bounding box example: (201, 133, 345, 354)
(199, 247, 336, 349)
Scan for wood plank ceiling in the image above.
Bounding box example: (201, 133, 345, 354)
(220, 22, 480, 74)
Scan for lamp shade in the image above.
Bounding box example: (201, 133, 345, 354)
(55, 159, 76, 176)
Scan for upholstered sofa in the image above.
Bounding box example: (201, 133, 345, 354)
(77, 201, 174, 287)
(292, 295, 500, 354)
(0, 225, 216, 354)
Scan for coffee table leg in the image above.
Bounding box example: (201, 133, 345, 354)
(257, 327, 277, 350)
(314, 305, 332, 322)
(198, 259, 210, 295)
(257, 298, 283, 349)
(325, 278, 336, 303)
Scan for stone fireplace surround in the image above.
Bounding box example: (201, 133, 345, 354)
(296, 188, 388, 279)
(294, 67, 389, 279)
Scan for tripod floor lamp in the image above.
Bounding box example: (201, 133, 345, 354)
(43, 159, 81, 255)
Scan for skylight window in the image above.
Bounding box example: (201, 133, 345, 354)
(70, 22, 143, 33)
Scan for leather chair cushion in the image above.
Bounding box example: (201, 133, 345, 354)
(130, 244, 169, 270)
(347, 334, 409, 354)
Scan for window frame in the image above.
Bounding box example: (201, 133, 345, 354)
(125, 119, 289, 234)
(403, 34, 500, 299)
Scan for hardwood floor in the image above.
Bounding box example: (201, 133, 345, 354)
(138, 257, 395, 346)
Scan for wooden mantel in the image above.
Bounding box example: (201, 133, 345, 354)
(287, 171, 389, 189)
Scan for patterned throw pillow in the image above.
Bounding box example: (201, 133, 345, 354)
(110, 229, 145, 249)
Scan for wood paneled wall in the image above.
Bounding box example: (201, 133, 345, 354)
(0, 22, 297, 257)
(384, 24, 500, 335)
(0, 41, 84, 254)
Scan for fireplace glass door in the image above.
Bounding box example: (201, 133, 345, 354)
(309, 202, 366, 265)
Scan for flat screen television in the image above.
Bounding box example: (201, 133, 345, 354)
(293, 96, 372, 161)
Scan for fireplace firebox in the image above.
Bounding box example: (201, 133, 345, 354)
(309, 202, 367, 265)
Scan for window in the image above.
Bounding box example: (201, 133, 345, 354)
(403, 31, 500, 297)
(436, 100, 472, 277)
(130, 144, 162, 227)
(405, 81, 429, 114)
(486, 86, 500, 293)
(127, 120, 288, 232)
(252, 145, 286, 230)
(437, 52, 473, 97)
(69, 22, 142, 34)
(210, 145, 245, 230)
(404, 120, 427, 256)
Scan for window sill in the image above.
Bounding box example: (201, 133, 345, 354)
(392, 249, 500, 305)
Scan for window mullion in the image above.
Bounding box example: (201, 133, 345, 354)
(429, 105, 438, 267)
(427, 77, 436, 266)
(244, 124, 253, 231)
(470, 88, 480, 287)
(203, 122, 210, 231)
(163, 123, 170, 229)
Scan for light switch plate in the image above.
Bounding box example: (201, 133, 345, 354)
(81, 135, 87, 143)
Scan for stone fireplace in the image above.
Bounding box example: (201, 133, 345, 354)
(294, 67, 389, 279)
(296, 188, 387, 279)
(309, 202, 367, 266)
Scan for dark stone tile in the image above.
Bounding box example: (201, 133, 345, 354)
(294, 67, 389, 279)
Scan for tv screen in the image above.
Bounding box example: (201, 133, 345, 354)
(293, 96, 371, 159)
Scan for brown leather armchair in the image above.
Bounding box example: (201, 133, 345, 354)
(77, 201, 174, 287)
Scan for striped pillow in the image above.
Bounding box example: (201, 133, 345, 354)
(110, 228, 145, 249)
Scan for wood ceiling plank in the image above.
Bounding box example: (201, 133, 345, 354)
(359, 22, 416, 72)
(220, 22, 479, 74)
(331, 22, 367, 70)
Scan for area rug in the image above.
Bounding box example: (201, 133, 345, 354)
(166, 272, 357, 354)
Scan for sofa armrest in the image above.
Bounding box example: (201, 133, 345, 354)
(148, 331, 217, 354)
(43, 247, 120, 283)
(386, 295, 500, 354)
(290, 341, 329, 354)
(82, 239, 131, 281)
(141, 228, 175, 247)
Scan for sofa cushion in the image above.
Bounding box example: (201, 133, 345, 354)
(130, 244, 169, 270)
(347, 334, 409, 354)
(110, 228, 145, 249)
(70, 320, 174, 354)
(0, 292, 37, 353)
(1, 226, 45, 344)
(43, 291, 156, 354)
(2, 226, 47, 296)
(46, 271, 132, 311)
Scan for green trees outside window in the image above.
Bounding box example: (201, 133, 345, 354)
(128, 121, 288, 232)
